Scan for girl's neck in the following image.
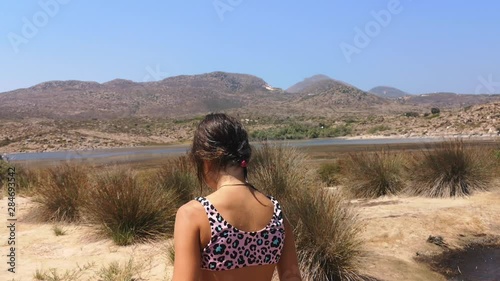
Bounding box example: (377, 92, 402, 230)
(215, 173, 246, 190)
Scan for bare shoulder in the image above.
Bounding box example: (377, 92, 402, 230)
(252, 189, 274, 205)
(176, 199, 205, 221)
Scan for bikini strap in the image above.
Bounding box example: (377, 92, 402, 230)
(268, 196, 284, 227)
(195, 197, 222, 234)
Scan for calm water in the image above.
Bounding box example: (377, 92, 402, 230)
(4, 137, 444, 162)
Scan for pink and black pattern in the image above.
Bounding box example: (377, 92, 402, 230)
(195, 196, 285, 271)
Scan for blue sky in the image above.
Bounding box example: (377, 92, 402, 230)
(1, 0, 500, 94)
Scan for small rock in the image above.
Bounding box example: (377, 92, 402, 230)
(427, 235, 449, 248)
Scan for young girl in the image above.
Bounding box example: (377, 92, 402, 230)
(172, 113, 302, 281)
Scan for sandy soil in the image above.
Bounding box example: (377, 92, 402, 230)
(356, 183, 500, 281)
(0, 197, 172, 281)
(1, 184, 499, 281)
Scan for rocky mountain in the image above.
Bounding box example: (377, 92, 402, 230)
(2, 72, 500, 153)
(283, 75, 390, 115)
(0, 72, 285, 119)
(3, 71, 500, 122)
(286, 74, 333, 94)
(369, 86, 410, 99)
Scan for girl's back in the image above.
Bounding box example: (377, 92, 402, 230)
(172, 113, 301, 281)
(199, 187, 279, 281)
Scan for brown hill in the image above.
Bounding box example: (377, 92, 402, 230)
(0, 72, 285, 119)
(286, 74, 333, 94)
(3, 72, 499, 122)
(283, 75, 390, 116)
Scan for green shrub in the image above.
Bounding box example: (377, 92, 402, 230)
(404, 112, 419, 117)
(34, 164, 88, 222)
(250, 143, 365, 280)
(406, 139, 493, 197)
(250, 123, 352, 141)
(83, 168, 178, 245)
(431, 107, 441, 115)
(342, 150, 406, 198)
(317, 162, 341, 186)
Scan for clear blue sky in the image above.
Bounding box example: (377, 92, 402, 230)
(1, 0, 500, 94)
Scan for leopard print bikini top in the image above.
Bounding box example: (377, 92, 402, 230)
(195, 196, 285, 271)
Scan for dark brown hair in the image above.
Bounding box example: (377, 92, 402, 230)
(191, 113, 251, 188)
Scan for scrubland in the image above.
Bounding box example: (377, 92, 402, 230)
(1, 139, 499, 281)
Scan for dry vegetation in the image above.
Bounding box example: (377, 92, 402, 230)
(1, 140, 499, 280)
(342, 150, 406, 198)
(406, 140, 495, 197)
(33, 164, 89, 222)
(250, 144, 369, 280)
(149, 154, 199, 205)
(317, 139, 498, 200)
(0, 101, 498, 154)
(83, 168, 179, 245)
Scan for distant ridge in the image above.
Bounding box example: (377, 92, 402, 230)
(29, 80, 103, 91)
(287, 74, 333, 94)
(2, 72, 500, 120)
(0, 71, 284, 119)
(283, 75, 388, 115)
(369, 86, 410, 99)
(400, 92, 500, 108)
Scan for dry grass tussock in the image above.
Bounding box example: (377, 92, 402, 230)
(341, 150, 406, 199)
(148, 154, 200, 206)
(251, 143, 367, 281)
(25, 157, 198, 246)
(83, 168, 179, 245)
(293, 188, 366, 281)
(406, 139, 495, 197)
(317, 161, 342, 186)
(33, 164, 89, 222)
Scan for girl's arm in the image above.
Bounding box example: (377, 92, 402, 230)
(277, 218, 302, 281)
(172, 202, 202, 281)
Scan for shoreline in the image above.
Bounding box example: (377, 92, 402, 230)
(4, 134, 498, 163)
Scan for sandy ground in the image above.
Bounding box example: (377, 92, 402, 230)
(1, 184, 499, 281)
(0, 197, 173, 281)
(356, 182, 500, 281)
